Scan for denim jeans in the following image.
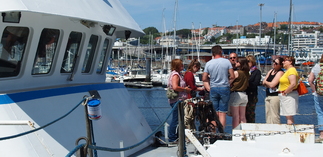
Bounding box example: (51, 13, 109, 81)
(169, 101, 179, 141)
(314, 94, 323, 131)
(210, 86, 231, 112)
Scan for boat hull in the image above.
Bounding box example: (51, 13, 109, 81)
(0, 83, 153, 156)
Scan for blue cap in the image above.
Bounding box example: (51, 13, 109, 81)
(88, 99, 100, 106)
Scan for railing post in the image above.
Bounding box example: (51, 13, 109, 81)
(84, 105, 93, 157)
(178, 101, 186, 157)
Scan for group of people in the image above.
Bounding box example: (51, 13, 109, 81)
(166, 45, 323, 143)
(202, 46, 262, 129)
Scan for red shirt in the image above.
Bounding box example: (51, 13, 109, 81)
(184, 71, 197, 99)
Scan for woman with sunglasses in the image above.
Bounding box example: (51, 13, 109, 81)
(278, 56, 299, 125)
(263, 57, 284, 124)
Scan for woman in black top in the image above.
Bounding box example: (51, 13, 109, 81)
(262, 57, 284, 124)
(245, 55, 262, 123)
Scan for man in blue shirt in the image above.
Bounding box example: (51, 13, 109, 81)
(202, 45, 234, 130)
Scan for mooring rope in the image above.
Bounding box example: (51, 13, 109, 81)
(0, 98, 86, 141)
(66, 100, 182, 156)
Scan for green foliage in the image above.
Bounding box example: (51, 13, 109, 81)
(176, 29, 191, 38)
(202, 28, 209, 36)
(140, 27, 160, 44)
(275, 33, 288, 45)
(204, 41, 213, 44)
(143, 27, 159, 34)
(280, 24, 288, 30)
(166, 29, 191, 38)
(318, 27, 323, 32)
(246, 34, 257, 38)
(210, 36, 216, 43)
(302, 27, 310, 30)
(223, 33, 236, 43)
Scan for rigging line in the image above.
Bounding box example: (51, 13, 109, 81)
(0, 98, 86, 141)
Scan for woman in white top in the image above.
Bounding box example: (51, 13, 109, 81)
(167, 59, 191, 142)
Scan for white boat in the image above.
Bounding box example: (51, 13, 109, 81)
(295, 58, 307, 66)
(151, 68, 170, 86)
(1, 0, 323, 157)
(0, 0, 152, 156)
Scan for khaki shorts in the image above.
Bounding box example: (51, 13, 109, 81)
(229, 92, 248, 107)
(279, 90, 299, 116)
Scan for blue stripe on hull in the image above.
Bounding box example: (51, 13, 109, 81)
(0, 83, 124, 104)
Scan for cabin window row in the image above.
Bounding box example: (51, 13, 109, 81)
(0, 26, 110, 78)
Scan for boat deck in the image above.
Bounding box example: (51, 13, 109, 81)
(129, 143, 199, 157)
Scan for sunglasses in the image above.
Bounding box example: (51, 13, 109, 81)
(273, 60, 279, 65)
(229, 57, 236, 60)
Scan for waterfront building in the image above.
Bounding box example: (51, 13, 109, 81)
(191, 27, 227, 41)
(308, 48, 323, 61)
(157, 35, 181, 47)
(292, 31, 323, 50)
(292, 31, 323, 59)
(232, 35, 272, 46)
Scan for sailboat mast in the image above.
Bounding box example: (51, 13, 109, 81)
(288, 0, 293, 56)
(172, 0, 178, 59)
(191, 22, 195, 60)
(259, 3, 264, 46)
(162, 8, 166, 69)
(273, 12, 277, 56)
(198, 23, 201, 62)
(236, 20, 239, 54)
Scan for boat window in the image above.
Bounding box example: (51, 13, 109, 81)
(0, 26, 29, 78)
(61, 32, 82, 73)
(82, 35, 98, 73)
(96, 38, 110, 74)
(32, 29, 60, 75)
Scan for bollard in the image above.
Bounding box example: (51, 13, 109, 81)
(75, 137, 89, 157)
(178, 101, 186, 157)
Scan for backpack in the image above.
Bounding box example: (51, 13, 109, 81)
(316, 63, 323, 96)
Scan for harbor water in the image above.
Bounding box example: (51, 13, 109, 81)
(128, 85, 318, 135)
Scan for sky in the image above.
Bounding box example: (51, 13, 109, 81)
(119, 0, 323, 32)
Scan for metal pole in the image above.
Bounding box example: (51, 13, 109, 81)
(274, 12, 277, 56)
(288, 0, 292, 56)
(236, 20, 239, 54)
(178, 101, 186, 157)
(259, 3, 264, 55)
(173, 0, 178, 58)
(84, 105, 93, 157)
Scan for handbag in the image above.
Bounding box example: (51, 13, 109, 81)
(166, 88, 178, 99)
(297, 81, 308, 95)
